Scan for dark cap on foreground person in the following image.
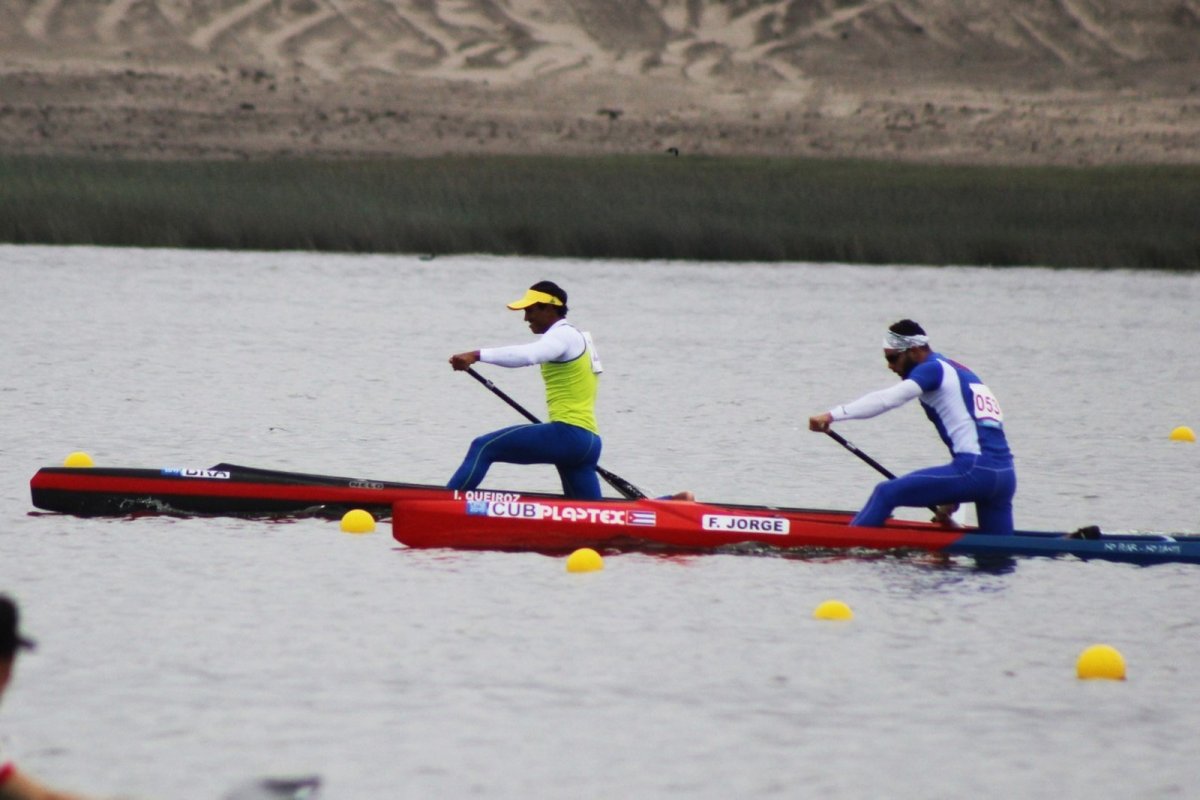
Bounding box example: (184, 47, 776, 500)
(0, 594, 37, 658)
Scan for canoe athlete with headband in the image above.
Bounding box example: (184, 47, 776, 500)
(808, 319, 1017, 534)
(448, 281, 605, 499)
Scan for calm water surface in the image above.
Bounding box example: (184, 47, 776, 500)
(1, 245, 1198, 799)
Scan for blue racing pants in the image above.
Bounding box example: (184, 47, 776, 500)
(447, 422, 603, 499)
(852, 453, 1017, 534)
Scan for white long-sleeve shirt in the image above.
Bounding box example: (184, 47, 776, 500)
(479, 319, 586, 367)
(830, 353, 1011, 461)
(830, 380, 922, 421)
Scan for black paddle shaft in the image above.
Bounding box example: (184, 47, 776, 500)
(823, 428, 898, 479)
(823, 428, 940, 515)
(463, 367, 647, 500)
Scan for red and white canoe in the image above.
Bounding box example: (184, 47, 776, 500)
(391, 492, 1200, 565)
(392, 493, 960, 552)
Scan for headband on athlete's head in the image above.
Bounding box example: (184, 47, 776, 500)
(507, 289, 565, 310)
(883, 330, 930, 351)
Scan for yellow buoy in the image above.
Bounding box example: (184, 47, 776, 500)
(340, 508, 376, 534)
(1168, 425, 1196, 443)
(813, 599, 854, 621)
(1076, 644, 1126, 680)
(63, 451, 95, 468)
(566, 547, 604, 573)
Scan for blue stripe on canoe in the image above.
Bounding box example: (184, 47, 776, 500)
(945, 531, 1200, 565)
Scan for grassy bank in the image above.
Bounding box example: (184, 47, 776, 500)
(1, 155, 1197, 269)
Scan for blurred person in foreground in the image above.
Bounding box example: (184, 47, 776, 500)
(1, 595, 90, 800)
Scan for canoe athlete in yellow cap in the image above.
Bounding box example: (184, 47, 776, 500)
(448, 281, 605, 498)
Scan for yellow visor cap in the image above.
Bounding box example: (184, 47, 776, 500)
(506, 289, 564, 310)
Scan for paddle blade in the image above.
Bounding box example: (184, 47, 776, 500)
(223, 775, 322, 800)
(598, 466, 647, 500)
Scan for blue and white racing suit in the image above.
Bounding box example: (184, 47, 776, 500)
(829, 353, 1017, 534)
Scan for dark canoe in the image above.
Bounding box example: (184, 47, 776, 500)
(29, 463, 451, 518)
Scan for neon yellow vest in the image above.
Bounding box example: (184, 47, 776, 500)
(541, 343, 599, 434)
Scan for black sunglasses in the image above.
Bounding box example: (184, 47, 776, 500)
(885, 352, 904, 364)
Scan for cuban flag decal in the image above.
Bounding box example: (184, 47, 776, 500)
(629, 510, 657, 526)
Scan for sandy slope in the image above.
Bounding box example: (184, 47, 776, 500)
(1, 0, 1198, 164)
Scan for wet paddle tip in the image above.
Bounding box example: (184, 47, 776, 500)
(222, 774, 322, 800)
